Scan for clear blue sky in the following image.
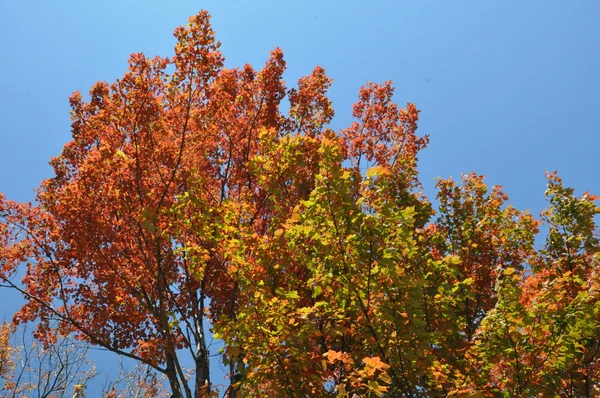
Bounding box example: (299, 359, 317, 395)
(1, 0, 599, 394)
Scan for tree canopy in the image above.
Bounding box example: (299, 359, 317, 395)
(1, 10, 599, 398)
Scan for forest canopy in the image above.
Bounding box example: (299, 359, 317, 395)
(1, 10, 599, 398)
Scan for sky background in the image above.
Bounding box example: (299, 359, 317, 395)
(1, 0, 599, 395)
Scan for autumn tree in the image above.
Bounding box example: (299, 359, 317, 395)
(1, 9, 599, 398)
(0, 321, 96, 397)
(468, 173, 600, 397)
(0, 9, 332, 397)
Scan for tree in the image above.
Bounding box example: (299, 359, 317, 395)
(0, 319, 171, 397)
(468, 173, 600, 397)
(1, 9, 599, 398)
(100, 360, 169, 398)
(0, 10, 330, 397)
(0, 321, 96, 397)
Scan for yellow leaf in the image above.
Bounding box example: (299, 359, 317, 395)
(366, 166, 390, 178)
(363, 356, 390, 370)
(378, 372, 392, 384)
(116, 149, 128, 161)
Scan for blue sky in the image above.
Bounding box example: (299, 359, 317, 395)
(1, 0, 599, 394)
(1, 1, 599, 208)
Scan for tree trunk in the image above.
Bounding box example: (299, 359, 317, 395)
(194, 295, 210, 397)
(227, 357, 243, 398)
(166, 358, 183, 398)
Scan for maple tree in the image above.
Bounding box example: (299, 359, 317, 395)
(1, 10, 599, 398)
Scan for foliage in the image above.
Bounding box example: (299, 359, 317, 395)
(1, 10, 599, 398)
